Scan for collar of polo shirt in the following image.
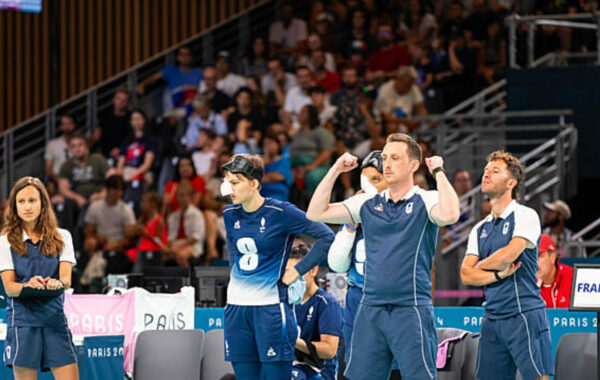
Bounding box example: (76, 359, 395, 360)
(21, 230, 42, 242)
(381, 186, 418, 203)
(485, 199, 518, 222)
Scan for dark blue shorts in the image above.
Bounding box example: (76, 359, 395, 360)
(224, 303, 297, 363)
(345, 303, 437, 380)
(3, 326, 78, 371)
(476, 308, 554, 380)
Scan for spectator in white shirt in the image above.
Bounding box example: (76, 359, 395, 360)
(283, 65, 313, 133)
(269, 3, 308, 58)
(374, 66, 428, 134)
(199, 51, 246, 98)
(185, 94, 228, 150)
(45, 114, 76, 182)
(262, 58, 297, 107)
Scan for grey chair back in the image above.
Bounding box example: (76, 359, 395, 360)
(201, 329, 234, 380)
(134, 329, 205, 380)
(555, 333, 597, 380)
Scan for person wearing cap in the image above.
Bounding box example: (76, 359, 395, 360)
(542, 200, 583, 257)
(326, 151, 389, 366)
(220, 154, 335, 380)
(536, 234, 573, 308)
(198, 51, 246, 98)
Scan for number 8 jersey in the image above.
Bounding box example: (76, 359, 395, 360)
(223, 198, 335, 306)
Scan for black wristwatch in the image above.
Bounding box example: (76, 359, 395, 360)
(494, 271, 502, 282)
(432, 167, 445, 177)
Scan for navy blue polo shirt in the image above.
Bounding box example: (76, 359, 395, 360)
(466, 201, 545, 319)
(342, 186, 440, 306)
(0, 229, 76, 327)
(295, 288, 343, 380)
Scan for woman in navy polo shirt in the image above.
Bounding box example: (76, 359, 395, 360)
(0, 176, 78, 379)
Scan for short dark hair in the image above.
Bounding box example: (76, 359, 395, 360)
(235, 87, 253, 99)
(308, 85, 326, 95)
(486, 150, 525, 200)
(386, 133, 422, 162)
(105, 174, 126, 190)
(290, 243, 310, 260)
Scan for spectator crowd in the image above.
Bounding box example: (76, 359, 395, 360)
(38, 0, 588, 293)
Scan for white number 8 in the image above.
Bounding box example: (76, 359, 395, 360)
(355, 239, 366, 276)
(236, 237, 259, 271)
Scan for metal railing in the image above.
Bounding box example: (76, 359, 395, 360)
(566, 217, 600, 258)
(506, 12, 600, 68)
(0, 0, 277, 200)
(414, 110, 577, 255)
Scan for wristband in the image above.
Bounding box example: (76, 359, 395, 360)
(344, 224, 357, 231)
(57, 279, 65, 287)
(494, 271, 502, 282)
(432, 167, 445, 177)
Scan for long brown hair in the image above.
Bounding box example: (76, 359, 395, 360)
(2, 177, 64, 257)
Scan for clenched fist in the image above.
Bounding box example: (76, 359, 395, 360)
(334, 152, 359, 174)
(425, 156, 444, 175)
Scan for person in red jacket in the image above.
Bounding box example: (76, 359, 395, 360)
(537, 233, 574, 308)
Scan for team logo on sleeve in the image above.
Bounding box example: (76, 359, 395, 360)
(406, 202, 414, 214)
(502, 222, 510, 235)
(374, 203, 384, 212)
(234, 220, 241, 229)
(4, 346, 10, 360)
(267, 347, 277, 357)
(260, 217, 266, 233)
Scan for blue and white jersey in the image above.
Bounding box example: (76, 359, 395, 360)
(224, 198, 335, 306)
(466, 200, 545, 319)
(295, 288, 343, 380)
(347, 230, 365, 289)
(342, 186, 440, 306)
(0, 229, 76, 327)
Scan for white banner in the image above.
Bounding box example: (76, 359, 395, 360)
(571, 267, 600, 310)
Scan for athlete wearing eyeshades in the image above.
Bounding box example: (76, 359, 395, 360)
(220, 154, 335, 380)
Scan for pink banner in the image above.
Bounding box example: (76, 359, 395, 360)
(64, 292, 137, 373)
